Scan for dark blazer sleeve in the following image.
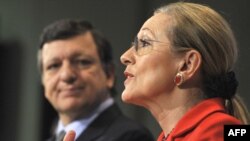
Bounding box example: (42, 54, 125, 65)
(77, 104, 155, 141)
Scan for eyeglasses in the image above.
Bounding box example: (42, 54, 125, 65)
(131, 37, 170, 55)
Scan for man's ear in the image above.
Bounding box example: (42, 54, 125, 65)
(106, 65, 115, 88)
(41, 74, 45, 86)
(178, 50, 202, 81)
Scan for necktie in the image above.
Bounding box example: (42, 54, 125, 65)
(56, 130, 66, 141)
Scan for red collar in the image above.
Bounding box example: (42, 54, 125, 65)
(157, 98, 226, 141)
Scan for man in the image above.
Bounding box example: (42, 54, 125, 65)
(38, 19, 154, 141)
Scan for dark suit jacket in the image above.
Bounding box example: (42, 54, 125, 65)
(47, 104, 154, 141)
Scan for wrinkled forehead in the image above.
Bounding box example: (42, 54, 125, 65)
(137, 13, 172, 40)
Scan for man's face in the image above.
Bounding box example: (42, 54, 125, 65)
(41, 32, 114, 118)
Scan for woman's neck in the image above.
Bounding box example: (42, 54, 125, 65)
(146, 88, 204, 136)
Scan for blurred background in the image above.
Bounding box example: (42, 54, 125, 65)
(0, 0, 249, 141)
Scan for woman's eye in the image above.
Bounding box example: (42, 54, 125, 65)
(140, 39, 151, 48)
(131, 41, 135, 47)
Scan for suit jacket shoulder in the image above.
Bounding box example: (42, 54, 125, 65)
(77, 103, 154, 141)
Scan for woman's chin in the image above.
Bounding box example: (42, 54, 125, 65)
(121, 91, 142, 106)
(121, 91, 134, 103)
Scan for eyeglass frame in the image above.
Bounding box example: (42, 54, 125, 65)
(131, 36, 192, 55)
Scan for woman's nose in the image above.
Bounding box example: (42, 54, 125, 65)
(120, 47, 134, 66)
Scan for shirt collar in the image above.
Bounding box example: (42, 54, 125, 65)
(56, 97, 114, 139)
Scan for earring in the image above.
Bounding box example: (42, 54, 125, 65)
(174, 72, 184, 86)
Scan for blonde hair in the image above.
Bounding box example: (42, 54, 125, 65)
(231, 95, 250, 124)
(155, 2, 249, 124)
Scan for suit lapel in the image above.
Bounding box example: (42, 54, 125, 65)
(76, 104, 122, 141)
(46, 135, 56, 141)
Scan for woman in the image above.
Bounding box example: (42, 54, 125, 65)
(120, 2, 249, 141)
(64, 2, 249, 141)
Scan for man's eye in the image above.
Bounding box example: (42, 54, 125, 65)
(47, 63, 60, 70)
(77, 59, 92, 66)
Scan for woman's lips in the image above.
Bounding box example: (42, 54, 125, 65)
(124, 71, 134, 85)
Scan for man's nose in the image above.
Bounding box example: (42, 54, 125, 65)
(60, 64, 77, 84)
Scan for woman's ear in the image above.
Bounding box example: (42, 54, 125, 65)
(179, 50, 202, 81)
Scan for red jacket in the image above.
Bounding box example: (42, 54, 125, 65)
(157, 98, 241, 141)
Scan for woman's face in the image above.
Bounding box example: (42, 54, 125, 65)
(120, 13, 182, 106)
